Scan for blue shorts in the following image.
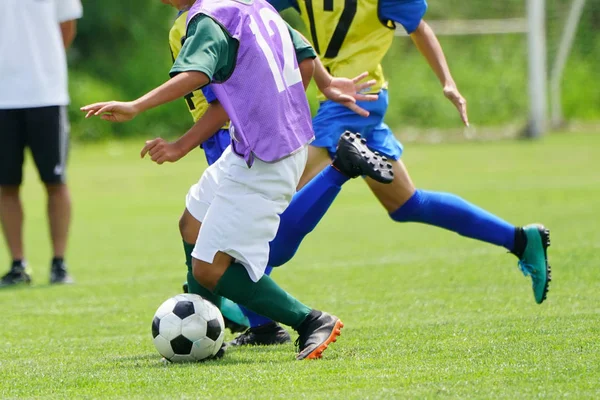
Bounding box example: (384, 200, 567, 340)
(312, 89, 403, 160)
(203, 129, 231, 166)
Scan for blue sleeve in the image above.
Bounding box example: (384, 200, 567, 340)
(267, 0, 298, 12)
(379, 0, 427, 34)
(202, 85, 217, 104)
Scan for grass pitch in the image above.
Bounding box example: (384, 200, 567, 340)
(1, 132, 599, 399)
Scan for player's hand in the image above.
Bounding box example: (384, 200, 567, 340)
(443, 85, 469, 126)
(80, 101, 139, 122)
(321, 72, 378, 117)
(140, 138, 185, 165)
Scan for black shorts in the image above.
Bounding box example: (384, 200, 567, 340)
(0, 106, 69, 185)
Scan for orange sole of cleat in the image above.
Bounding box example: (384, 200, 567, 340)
(304, 320, 344, 360)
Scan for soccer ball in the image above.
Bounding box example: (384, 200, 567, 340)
(151, 293, 225, 362)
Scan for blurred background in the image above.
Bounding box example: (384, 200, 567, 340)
(69, 0, 599, 141)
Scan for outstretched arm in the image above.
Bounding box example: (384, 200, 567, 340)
(82, 14, 229, 122)
(410, 20, 469, 126)
(81, 72, 209, 122)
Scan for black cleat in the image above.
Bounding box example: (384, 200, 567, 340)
(182, 282, 189, 293)
(0, 263, 32, 288)
(332, 131, 394, 184)
(223, 316, 249, 334)
(211, 343, 227, 360)
(50, 260, 74, 284)
(228, 322, 291, 346)
(295, 311, 343, 360)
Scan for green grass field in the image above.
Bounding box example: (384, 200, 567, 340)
(1, 132, 600, 399)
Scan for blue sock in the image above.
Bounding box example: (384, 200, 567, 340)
(238, 266, 274, 328)
(390, 189, 516, 251)
(268, 165, 348, 267)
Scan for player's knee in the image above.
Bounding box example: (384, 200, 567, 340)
(44, 183, 67, 196)
(192, 259, 220, 292)
(389, 189, 422, 222)
(0, 185, 20, 197)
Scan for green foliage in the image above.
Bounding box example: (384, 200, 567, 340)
(2, 132, 600, 398)
(70, 0, 190, 141)
(68, 0, 600, 141)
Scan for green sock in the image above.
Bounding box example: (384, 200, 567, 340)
(183, 241, 222, 309)
(214, 262, 311, 329)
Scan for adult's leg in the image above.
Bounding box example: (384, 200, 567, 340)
(45, 183, 71, 259)
(26, 106, 73, 283)
(0, 109, 30, 286)
(0, 185, 24, 262)
(0, 109, 26, 262)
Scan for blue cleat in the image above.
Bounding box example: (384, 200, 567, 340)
(518, 224, 552, 304)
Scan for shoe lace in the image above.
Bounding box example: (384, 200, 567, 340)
(294, 335, 307, 351)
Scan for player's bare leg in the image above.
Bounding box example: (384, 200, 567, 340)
(179, 208, 201, 244)
(364, 159, 415, 212)
(365, 158, 551, 304)
(179, 211, 250, 332)
(0, 185, 30, 287)
(297, 145, 331, 190)
(47, 183, 73, 284)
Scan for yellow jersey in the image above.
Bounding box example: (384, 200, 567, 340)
(295, 0, 395, 100)
(169, 12, 230, 129)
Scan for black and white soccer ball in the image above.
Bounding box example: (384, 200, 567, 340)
(151, 293, 225, 362)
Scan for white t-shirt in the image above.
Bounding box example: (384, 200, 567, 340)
(0, 0, 83, 109)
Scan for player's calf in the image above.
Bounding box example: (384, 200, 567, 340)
(332, 131, 394, 184)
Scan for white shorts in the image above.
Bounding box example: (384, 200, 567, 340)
(186, 145, 308, 282)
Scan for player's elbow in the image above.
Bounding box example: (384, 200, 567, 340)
(299, 58, 315, 91)
(410, 20, 432, 38)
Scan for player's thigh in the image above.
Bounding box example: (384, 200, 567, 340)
(297, 145, 331, 190)
(179, 208, 202, 244)
(0, 109, 27, 186)
(185, 147, 232, 224)
(24, 106, 69, 184)
(365, 159, 416, 213)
